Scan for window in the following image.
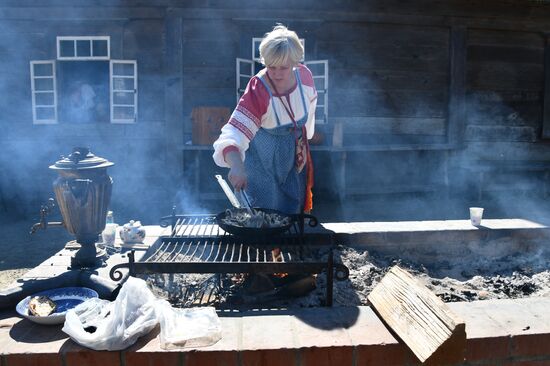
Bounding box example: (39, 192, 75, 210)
(110, 60, 138, 123)
(236, 58, 254, 101)
(304, 60, 329, 124)
(57, 36, 110, 60)
(30, 36, 137, 124)
(30, 61, 57, 124)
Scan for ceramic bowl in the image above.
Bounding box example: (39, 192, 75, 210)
(16, 287, 98, 325)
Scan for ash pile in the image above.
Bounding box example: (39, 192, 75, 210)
(140, 245, 550, 308)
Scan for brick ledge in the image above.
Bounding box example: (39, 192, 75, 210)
(1, 297, 550, 365)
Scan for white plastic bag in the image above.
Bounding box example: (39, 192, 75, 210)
(156, 300, 222, 350)
(62, 277, 158, 351)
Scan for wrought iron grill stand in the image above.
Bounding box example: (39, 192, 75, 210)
(110, 212, 349, 306)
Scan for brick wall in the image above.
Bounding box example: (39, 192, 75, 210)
(2, 297, 550, 366)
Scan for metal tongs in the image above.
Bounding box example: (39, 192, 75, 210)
(215, 174, 242, 209)
(239, 190, 255, 213)
(215, 175, 263, 227)
(237, 189, 263, 227)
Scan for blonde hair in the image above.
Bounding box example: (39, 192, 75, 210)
(259, 24, 303, 67)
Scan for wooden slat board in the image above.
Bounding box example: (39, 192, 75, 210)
(368, 266, 466, 364)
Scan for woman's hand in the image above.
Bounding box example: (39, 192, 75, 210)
(228, 164, 247, 191)
(225, 150, 247, 191)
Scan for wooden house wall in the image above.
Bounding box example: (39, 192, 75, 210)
(0, 1, 549, 219)
(0, 7, 173, 220)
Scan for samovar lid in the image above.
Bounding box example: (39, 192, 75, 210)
(49, 147, 114, 170)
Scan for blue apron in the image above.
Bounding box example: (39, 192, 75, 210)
(244, 69, 309, 214)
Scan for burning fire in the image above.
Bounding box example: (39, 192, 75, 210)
(271, 248, 288, 278)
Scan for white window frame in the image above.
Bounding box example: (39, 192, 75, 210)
(236, 58, 254, 104)
(57, 36, 110, 61)
(304, 60, 329, 124)
(110, 60, 138, 123)
(30, 60, 57, 124)
(252, 37, 305, 63)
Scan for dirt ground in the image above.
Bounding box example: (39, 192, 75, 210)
(0, 214, 73, 290)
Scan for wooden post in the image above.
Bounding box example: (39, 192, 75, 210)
(368, 266, 466, 365)
(448, 26, 467, 148)
(542, 33, 550, 139)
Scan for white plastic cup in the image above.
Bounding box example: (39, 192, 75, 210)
(102, 223, 118, 246)
(469, 207, 484, 226)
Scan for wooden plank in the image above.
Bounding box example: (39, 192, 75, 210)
(331, 90, 447, 118)
(319, 22, 449, 46)
(543, 35, 550, 139)
(164, 14, 184, 183)
(465, 125, 537, 142)
(183, 66, 235, 89)
(182, 18, 239, 40)
(182, 40, 239, 68)
(467, 99, 542, 127)
(467, 62, 543, 90)
(468, 29, 545, 48)
(170, 7, 550, 32)
(448, 26, 467, 147)
(368, 266, 466, 364)
(0, 6, 165, 19)
(464, 142, 550, 161)
(468, 44, 543, 64)
(3, 2, 548, 32)
(346, 183, 445, 195)
(181, 88, 235, 114)
(331, 117, 446, 136)
(318, 42, 448, 72)
(139, 79, 165, 122)
(331, 68, 447, 91)
(468, 90, 542, 103)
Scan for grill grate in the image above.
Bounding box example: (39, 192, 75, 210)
(110, 213, 349, 306)
(145, 240, 295, 264)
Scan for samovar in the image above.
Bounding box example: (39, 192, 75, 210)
(49, 147, 114, 268)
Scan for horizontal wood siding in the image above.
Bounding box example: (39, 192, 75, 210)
(317, 22, 450, 146)
(465, 29, 544, 143)
(0, 13, 172, 219)
(0, 1, 549, 211)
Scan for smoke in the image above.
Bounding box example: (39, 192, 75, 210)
(1, 4, 549, 228)
(447, 88, 550, 224)
(0, 9, 164, 224)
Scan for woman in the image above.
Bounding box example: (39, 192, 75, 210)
(213, 24, 318, 214)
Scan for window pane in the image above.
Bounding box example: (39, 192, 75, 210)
(113, 91, 134, 105)
(35, 92, 55, 105)
(59, 40, 75, 57)
(314, 78, 325, 90)
(76, 40, 91, 57)
(34, 78, 54, 91)
(113, 106, 134, 120)
(113, 77, 134, 91)
(253, 40, 261, 60)
(36, 107, 56, 120)
(306, 63, 325, 75)
(239, 76, 251, 87)
(92, 40, 108, 56)
(239, 62, 252, 75)
(315, 108, 325, 121)
(112, 63, 134, 76)
(33, 63, 53, 77)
